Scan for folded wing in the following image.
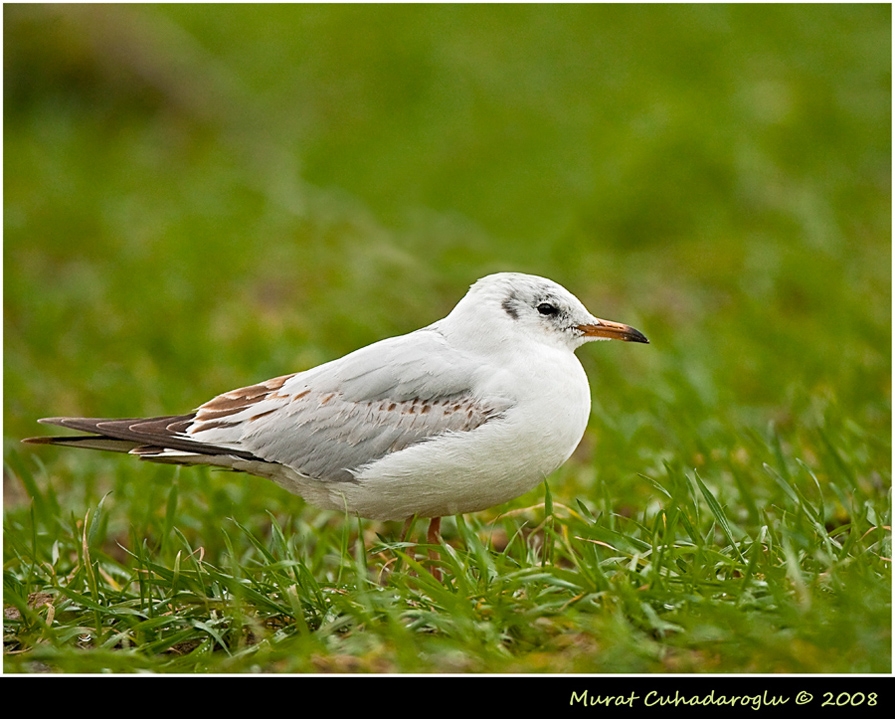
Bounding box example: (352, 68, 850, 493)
(24, 328, 514, 482)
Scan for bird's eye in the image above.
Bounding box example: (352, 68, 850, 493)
(537, 303, 559, 316)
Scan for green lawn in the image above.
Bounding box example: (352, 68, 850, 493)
(3, 4, 890, 673)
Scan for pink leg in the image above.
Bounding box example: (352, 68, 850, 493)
(427, 517, 442, 580)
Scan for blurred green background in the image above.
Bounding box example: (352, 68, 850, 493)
(3, 4, 890, 673)
(5, 3, 888, 429)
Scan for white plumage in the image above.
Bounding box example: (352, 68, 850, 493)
(25, 273, 648, 524)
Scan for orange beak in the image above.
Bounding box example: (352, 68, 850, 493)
(577, 319, 649, 344)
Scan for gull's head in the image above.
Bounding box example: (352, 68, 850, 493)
(444, 272, 649, 352)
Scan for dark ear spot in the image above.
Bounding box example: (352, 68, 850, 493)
(502, 296, 520, 320)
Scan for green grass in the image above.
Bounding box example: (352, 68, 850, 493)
(3, 4, 890, 673)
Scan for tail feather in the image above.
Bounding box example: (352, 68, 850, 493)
(22, 414, 268, 463)
(22, 434, 142, 454)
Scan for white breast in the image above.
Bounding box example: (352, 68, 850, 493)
(324, 343, 591, 520)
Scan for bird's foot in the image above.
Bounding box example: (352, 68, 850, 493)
(427, 516, 442, 581)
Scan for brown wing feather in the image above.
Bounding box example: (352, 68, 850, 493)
(25, 415, 267, 462)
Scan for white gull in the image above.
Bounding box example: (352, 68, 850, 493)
(25, 272, 648, 547)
